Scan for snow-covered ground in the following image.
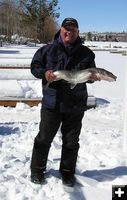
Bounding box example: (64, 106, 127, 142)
(0, 42, 127, 200)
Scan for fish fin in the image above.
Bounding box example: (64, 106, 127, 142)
(44, 82, 50, 89)
(70, 84, 77, 89)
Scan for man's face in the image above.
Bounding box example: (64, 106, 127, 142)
(60, 25, 79, 45)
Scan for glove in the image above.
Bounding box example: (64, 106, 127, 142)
(45, 70, 56, 82)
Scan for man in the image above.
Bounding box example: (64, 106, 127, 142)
(30, 18, 99, 187)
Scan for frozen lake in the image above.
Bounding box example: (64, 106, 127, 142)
(0, 44, 126, 103)
(0, 43, 127, 200)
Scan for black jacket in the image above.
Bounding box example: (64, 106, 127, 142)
(31, 32, 96, 113)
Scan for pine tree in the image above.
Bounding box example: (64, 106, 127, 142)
(19, 0, 59, 42)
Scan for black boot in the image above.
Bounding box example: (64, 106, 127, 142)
(60, 171, 76, 187)
(31, 171, 45, 184)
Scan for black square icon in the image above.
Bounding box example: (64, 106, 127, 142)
(112, 185, 127, 199)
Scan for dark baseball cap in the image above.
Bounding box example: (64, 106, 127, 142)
(61, 18, 79, 28)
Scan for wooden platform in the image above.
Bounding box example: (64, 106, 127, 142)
(0, 96, 96, 108)
(0, 98, 41, 107)
(0, 66, 30, 69)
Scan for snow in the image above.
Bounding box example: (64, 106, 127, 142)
(0, 42, 127, 200)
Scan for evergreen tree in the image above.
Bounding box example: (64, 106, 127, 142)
(19, 0, 59, 42)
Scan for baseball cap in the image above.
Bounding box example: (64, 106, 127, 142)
(61, 18, 79, 28)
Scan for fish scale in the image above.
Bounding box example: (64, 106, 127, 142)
(52, 67, 117, 89)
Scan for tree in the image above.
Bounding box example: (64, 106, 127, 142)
(87, 32, 92, 41)
(0, 0, 59, 43)
(0, 0, 20, 41)
(41, 16, 58, 43)
(19, 0, 59, 42)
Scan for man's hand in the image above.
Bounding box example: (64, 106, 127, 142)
(45, 70, 56, 82)
(89, 73, 101, 81)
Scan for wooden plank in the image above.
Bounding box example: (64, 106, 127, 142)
(0, 96, 96, 108)
(0, 98, 41, 107)
(0, 66, 30, 69)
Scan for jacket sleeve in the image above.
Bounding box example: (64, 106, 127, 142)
(30, 45, 51, 83)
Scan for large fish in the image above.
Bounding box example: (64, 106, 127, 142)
(52, 67, 117, 89)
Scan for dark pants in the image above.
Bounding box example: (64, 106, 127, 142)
(30, 108, 84, 174)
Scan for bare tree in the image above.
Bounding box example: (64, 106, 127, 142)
(0, 0, 59, 43)
(0, 0, 20, 41)
(41, 15, 58, 43)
